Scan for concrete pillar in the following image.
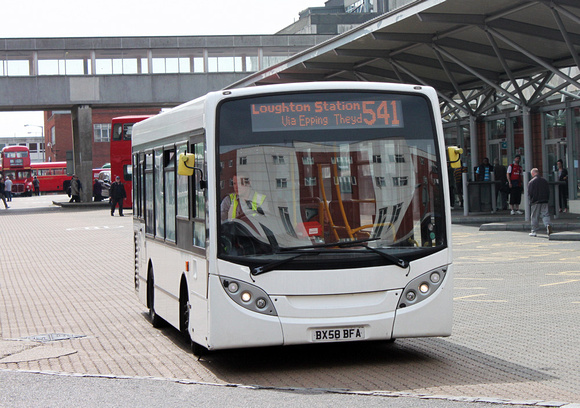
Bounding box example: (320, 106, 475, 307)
(523, 107, 532, 221)
(71, 105, 93, 203)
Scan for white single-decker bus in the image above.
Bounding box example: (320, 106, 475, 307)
(132, 82, 453, 355)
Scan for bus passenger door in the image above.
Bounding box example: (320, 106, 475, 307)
(176, 138, 208, 336)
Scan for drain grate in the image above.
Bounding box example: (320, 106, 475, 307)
(19, 333, 86, 343)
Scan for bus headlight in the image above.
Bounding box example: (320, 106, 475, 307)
(227, 282, 239, 293)
(398, 266, 447, 309)
(240, 291, 252, 303)
(221, 277, 278, 316)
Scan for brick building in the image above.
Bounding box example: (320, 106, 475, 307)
(44, 107, 161, 167)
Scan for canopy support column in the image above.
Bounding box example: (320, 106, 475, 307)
(71, 105, 94, 203)
(523, 107, 532, 221)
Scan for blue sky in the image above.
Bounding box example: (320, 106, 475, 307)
(0, 0, 326, 138)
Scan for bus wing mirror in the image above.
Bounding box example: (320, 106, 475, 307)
(178, 153, 195, 176)
(447, 146, 463, 169)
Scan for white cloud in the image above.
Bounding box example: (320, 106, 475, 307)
(0, 0, 326, 136)
(0, 0, 326, 37)
(0, 112, 44, 138)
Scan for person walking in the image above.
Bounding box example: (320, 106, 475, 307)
(507, 155, 524, 215)
(493, 158, 508, 210)
(528, 168, 552, 237)
(32, 176, 40, 196)
(110, 176, 126, 216)
(0, 175, 9, 209)
(69, 175, 82, 203)
(556, 159, 568, 213)
(93, 178, 103, 202)
(4, 175, 13, 202)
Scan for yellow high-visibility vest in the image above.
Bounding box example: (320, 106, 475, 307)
(228, 192, 265, 219)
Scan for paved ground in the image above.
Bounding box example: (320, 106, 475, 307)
(1, 195, 579, 407)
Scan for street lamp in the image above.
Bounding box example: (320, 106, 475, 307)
(24, 124, 45, 161)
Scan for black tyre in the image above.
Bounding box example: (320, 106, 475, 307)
(179, 283, 191, 338)
(191, 341, 208, 357)
(179, 281, 208, 357)
(147, 270, 164, 328)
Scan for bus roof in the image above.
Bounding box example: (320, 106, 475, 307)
(111, 115, 154, 123)
(131, 81, 437, 150)
(31, 161, 67, 168)
(2, 145, 30, 152)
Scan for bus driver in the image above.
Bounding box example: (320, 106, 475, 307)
(220, 175, 266, 222)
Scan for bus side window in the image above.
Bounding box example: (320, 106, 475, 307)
(112, 124, 123, 141)
(144, 153, 154, 235)
(164, 149, 176, 243)
(124, 164, 132, 182)
(123, 124, 133, 141)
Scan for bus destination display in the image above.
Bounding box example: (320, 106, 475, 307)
(251, 99, 404, 132)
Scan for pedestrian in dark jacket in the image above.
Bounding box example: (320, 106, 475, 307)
(527, 168, 552, 237)
(493, 158, 508, 210)
(110, 176, 126, 216)
(476, 157, 493, 181)
(33, 176, 40, 196)
(69, 175, 82, 203)
(93, 178, 103, 202)
(556, 159, 568, 213)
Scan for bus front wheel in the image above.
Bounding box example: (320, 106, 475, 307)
(179, 282, 207, 357)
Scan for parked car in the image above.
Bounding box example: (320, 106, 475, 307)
(97, 170, 111, 198)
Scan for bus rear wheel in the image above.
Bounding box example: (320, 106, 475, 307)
(147, 270, 164, 328)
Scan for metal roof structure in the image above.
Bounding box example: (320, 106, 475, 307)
(228, 0, 580, 123)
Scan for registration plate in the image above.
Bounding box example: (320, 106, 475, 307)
(311, 327, 365, 342)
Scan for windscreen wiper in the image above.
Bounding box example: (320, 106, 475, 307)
(251, 237, 408, 275)
(359, 245, 408, 269)
(280, 238, 409, 269)
(251, 253, 308, 276)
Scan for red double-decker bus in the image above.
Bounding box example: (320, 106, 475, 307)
(1, 145, 33, 195)
(111, 115, 152, 209)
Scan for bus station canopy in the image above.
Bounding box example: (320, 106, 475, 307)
(228, 0, 580, 121)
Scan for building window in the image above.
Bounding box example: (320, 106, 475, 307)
(390, 154, 405, 163)
(373, 155, 382, 163)
(331, 156, 352, 169)
(335, 176, 354, 193)
(273, 155, 285, 164)
(94, 124, 111, 142)
(302, 156, 314, 165)
(276, 178, 288, 189)
(375, 177, 386, 187)
(305, 177, 317, 186)
(239, 156, 247, 165)
(392, 176, 408, 186)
